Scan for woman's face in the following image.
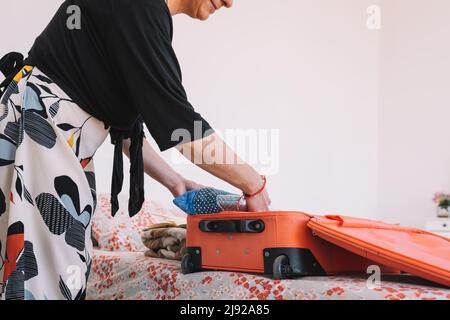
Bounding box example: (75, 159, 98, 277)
(179, 0, 234, 21)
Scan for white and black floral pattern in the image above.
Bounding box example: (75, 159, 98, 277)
(0, 66, 109, 300)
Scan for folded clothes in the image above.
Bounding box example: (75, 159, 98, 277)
(141, 223, 186, 261)
(173, 188, 247, 215)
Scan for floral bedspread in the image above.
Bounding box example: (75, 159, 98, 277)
(87, 250, 450, 300)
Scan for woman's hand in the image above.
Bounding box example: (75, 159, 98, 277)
(243, 176, 272, 212)
(169, 178, 204, 198)
(246, 189, 271, 212)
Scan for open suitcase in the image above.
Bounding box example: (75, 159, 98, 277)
(182, 211, 397, 279)
(182, 211, 450, 287)
(307, 215, 450, 287)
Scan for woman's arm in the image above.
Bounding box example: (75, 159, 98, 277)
(123, 139, 202, 197)
(124, 133, 271, 212)
(176, 133, 271, 212)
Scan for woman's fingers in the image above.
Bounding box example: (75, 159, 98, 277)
(263, 190, 272, 208)
(222, 0, 233, 8)
(184, 179, 205, 191)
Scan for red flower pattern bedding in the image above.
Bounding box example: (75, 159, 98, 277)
(87, 194, 450, 300)
(87, 250, 450, 300)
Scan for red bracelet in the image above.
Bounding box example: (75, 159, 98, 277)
(236, 175, 267, 211)
(244, 175, 267, 198)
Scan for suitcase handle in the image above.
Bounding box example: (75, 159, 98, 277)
(199, 219, 265, 233)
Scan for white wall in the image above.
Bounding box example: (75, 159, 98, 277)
(0, 0, 62, 52)
(102, 0, 380, 217)
(377, 0, 450, 227)
(2, 1, 447, 226)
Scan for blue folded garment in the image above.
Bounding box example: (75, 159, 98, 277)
(173, 188, 244, 215)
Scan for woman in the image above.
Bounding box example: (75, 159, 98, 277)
(0, 0, 270, 300)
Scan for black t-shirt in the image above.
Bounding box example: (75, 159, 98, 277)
(25, 0, 214, 216)
(27, 0, 213, 151)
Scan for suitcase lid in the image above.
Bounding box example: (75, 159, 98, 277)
(307, 215, 450, 287)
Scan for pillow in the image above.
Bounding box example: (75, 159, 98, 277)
(173, 188, 246, 214)
(92, 193, 186, 252)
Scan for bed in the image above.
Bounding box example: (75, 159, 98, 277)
(87, 194, 450, 300)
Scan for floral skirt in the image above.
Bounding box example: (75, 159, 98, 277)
(0, 66, 109, 300)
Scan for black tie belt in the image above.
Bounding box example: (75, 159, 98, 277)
(109, 118, 145, 218)
(1, 51, 145, 218)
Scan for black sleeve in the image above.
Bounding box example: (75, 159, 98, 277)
(109, 0, 213, 151)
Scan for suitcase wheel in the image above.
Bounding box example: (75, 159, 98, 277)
(273, 255, 294, 280)
(181, 254, 196, 275)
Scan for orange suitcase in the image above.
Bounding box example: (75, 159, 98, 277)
(307, 215, 450, 287)
(182, 211, 396, 279)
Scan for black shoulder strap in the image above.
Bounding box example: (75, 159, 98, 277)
(0, 52, 25, 95)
